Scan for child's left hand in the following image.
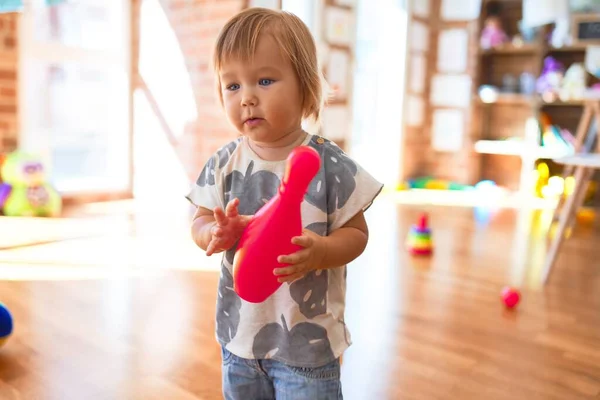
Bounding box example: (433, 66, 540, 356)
(274, 229, 327, 283)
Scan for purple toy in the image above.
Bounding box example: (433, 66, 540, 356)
(536, 56, 564, 95)
(0, 183, 10, 209)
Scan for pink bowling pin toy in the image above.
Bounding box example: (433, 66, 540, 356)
(233, 145, 321, 303)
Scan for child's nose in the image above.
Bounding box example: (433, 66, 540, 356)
(241, 90, 258, 107)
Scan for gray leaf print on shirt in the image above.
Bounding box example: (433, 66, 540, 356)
(217, 139, 241, 168)
(196, 156, 216, 187)
(225, 240, 238, 266)
(224, 161, 280, 215)
(252, 315, 334, 363)
(306, 137, 358, 213)
(196, 140, 240, 187)
(304, 222, 327, 236)
(290, 222, 328, 318)
(216, 266, 242, 345)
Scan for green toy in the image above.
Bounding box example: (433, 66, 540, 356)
(0, 151, 62, 217)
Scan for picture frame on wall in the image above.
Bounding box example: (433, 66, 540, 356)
(409, 54, 426, 94)
(441, 0, 481, 21)
(334, 0, 357, 6)
(571, 13, 600, 45)
(321, 105, 349, 142)
(437, 29, 469, 73)
(410, 21, 429, 52)
(247, 0, 281, 9)
(412, 0, 430, 18)
(325, 6, 354, 46)
(432, 109, 465, 152)
(325, 49, 350, 101)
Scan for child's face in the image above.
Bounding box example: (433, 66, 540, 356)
(219, 34, 304, 144)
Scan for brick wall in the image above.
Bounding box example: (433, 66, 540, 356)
(0, 12, 18, 153)
(134, 0, 244, 181)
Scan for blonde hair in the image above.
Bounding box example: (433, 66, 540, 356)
(213, 7, 325, 123)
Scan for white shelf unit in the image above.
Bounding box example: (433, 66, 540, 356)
(473, 136, 574, 201)
(474, 139, 573, 159)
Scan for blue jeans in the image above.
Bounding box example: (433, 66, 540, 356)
(221, 347, 343, 400)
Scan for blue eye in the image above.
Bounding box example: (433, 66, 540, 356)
(226, 83, 240, 91)
(259, 79, 274, 86)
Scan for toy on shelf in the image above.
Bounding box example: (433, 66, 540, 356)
(520, 71, 537, 95)
(585, 47, 600, 79)
(406, 214, 433, 256)
(536, 56, 565, 102)
(478, 84, 500, 103)
(577, 207, 596, 224)
(0, 303, 13, 347)
(0, 151, 62, 217)
(559, 63, 587, 102)
(480, 14, 509, 49)
(501, 286, 521, 309)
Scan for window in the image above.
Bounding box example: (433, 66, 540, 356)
(19, 0, 131, 195)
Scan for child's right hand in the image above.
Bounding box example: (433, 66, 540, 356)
(206, 198, 251, 256)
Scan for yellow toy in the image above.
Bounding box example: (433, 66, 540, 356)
(0, 151, 62, 217)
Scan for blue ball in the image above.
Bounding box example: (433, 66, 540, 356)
(0, 303, 13, 340)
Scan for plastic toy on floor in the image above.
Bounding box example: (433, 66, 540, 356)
(0, 151, 62, 217)
(0, 303, 13, 347)
(501, 287, 520, 309)
(408, 177, 471, 191)
(406, 213, 433, 256)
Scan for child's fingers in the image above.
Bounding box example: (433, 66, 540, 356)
(225, 198, 239, 218)
(211, 226, 223, 237)
(277, 270, 305, 283)
(213, 207, 228, 226)
(275, 251, 309, 272)
(206, 239, 217, 256)
(291, 235, 312, 248)
(240, 215, 253, 227)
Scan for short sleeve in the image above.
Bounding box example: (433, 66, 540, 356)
(328, 156, 383, 231)
(305, 137, 383, 232)
(185, 139, 242, 210)
(185, 153, 223, 211)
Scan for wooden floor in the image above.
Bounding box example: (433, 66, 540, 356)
(1, 194, 599, 399)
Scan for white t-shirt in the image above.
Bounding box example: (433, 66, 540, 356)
(186, 133, 383, 368)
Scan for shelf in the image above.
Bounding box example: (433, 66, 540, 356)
(540, 99, 586, 107)
(479, 43, 540, 55)
(478, 44, 589, 56)
(546, 44, 588, 53)
(479, 95, 592, 107)
(478, 93, 535, 105)
(474, 140, 573, 159)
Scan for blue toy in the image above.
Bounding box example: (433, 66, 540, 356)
(0, 303, 13, 347)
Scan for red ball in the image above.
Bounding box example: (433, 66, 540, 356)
(501, 287, 520, 308)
